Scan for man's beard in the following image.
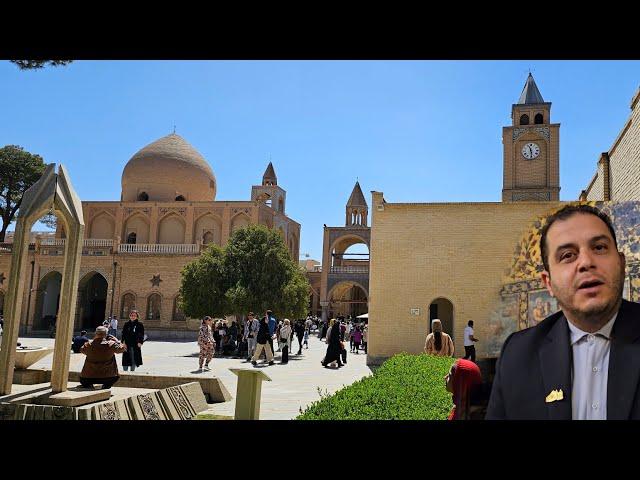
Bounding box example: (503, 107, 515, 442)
(554, 270, 624, 327)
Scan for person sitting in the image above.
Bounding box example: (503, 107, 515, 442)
(79, 326, 127, 389)
(71, 330, 90, 353)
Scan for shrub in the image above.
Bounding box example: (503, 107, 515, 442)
(297, 353, 455, 420)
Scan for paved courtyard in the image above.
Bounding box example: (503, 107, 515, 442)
(16, 332, 373, 420)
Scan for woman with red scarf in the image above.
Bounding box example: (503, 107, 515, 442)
(445, 359, 482, 420)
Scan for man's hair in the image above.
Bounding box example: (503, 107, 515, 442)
(95, 326, 108, 337)
(266, 310, 273, 316)
(467, 321, 473, 327)
(540, 204, 618, 273)
(81, 330, 87, 335)
(248, 312, 254, 317)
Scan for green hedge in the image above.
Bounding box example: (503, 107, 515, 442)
(296, 353, 455, 420)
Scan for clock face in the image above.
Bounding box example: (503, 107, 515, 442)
(521, 143, 540, 160)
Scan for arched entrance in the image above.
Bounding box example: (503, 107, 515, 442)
(328, 281, 368, 319)
(77, 272, 108, 330)
(33, 271, 62, 330)
(429, 297, 454, 339)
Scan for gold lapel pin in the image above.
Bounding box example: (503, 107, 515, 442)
(545, 389, 564, 403)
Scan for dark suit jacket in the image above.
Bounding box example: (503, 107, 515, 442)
(486, 299, 640, 420)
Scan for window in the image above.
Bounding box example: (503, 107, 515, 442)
(147, 294, 161, 321)
(137, 192, 149, 201)
(173, 295, 186, 321)
(121, 293, 136, 318)
(534, 113, 544, 124)
(175, 195, 186, 201)
(126, 232, 137, 244)
(520, 114, 529, 125)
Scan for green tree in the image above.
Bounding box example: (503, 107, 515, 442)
(0, 145, 47, 242)
(179, 244, 229, 318)
(179, 224, 310, 320)
(10, 60, 73, 70)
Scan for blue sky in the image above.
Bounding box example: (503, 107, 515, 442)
(1, 60, 639, 260)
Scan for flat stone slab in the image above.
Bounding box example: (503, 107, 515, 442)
(35, 387, 111, 407)
(14, 347, 54, 369)
(157, 382, 209, 420)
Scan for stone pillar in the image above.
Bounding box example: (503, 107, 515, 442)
(229, 368, 271, 420)
(320, 301, 329, 324)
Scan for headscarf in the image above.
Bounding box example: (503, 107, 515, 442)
(432, 319, 443, 351)
(448, 359, 482, 420)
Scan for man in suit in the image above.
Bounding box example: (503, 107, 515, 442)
(487, 204, 640, 420)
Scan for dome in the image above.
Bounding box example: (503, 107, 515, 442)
(121, 133, 216, 202)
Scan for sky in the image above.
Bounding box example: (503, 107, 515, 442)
(1, 60, 639, 260)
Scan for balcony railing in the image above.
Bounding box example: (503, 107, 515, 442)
(0, 242, 36, 252)
(330, 266, 369, 274)
(118, 243, 199, 254)
(40, 238, 114, 247)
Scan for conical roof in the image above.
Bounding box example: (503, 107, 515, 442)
(263, 162, 277, 184)
(347, 181, 367, 207)
(517, 73, 545, 104)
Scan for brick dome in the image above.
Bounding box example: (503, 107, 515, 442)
(121, 133, 216, 202)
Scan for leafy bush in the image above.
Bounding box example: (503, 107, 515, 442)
(297, 353, 455, 420)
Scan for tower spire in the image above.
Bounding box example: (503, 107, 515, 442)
(518, 73, 545, 104)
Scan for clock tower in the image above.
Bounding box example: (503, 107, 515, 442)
(502, 73, 560, 202)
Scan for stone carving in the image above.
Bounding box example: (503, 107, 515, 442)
(232, 208, 250, 215)
(150, 275, 162, 287)
(139, 393, 162, 420)
(195, 207, 224, 218)
(513, 126, 550, 141)
(512, 192, 550, 201)
(99, 402, 121, 420)
(159, 207, 187, 217)
(124, 207, 151, 217)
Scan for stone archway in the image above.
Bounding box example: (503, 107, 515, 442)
(33, 271, 63, 330)
(328, 281, 368, 319)
(77, 272, 108, 330)
(429, 297, 454, 339)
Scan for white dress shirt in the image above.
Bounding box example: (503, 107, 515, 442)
(566, 312, 618, 420)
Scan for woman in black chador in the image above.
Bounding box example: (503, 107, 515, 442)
(122, 309, 145, 371)
(321, 320, 343, 368)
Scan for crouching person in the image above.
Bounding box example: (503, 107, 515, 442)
(79, 326, 127, 389)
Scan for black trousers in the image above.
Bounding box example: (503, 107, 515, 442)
(297, 336, 303, 353)
(80, 376, 119, 389)
(464, 345, 476, 362)
(281, 344, 289, 363)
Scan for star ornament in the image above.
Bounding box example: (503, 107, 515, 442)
(150, 275, 162, 287)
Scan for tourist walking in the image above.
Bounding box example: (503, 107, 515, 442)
(351, 326, 362, 354)
(362, 325, 368, 354)
(251, 314, 275, 366)
(79, 326, 127, 389)
(322, 319, 343, 368)
(108, 315, 118, 338)
(424, 319, 455, 357)
(280, 319, 292, 364)
(121, 309, 145, 372)
(294, 319, 305, 355)
(276, 321, 282, 352)
(303, 329, 309, 349)
(463, 320, 479, 362)
(245, 312, 260, 361)
(197, 316, 215, 371)
(445, 358, 482, 420)
(266, 310, 277, 355)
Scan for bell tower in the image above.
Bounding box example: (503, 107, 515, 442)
(346, 181, 368, 226)
(502, 73, 560, 202)
(251, 162, 287, 214)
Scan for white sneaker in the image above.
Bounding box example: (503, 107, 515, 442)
(204, 365, 211, 371)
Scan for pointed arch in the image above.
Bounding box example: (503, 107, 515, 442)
(158, 213, 186, 244)
(194, 212, 222, 246)
(89, 212, 115, 239)
(146, 293, 162, 321)
(231, 213, 251, 233)
(123, 213, 150, 244)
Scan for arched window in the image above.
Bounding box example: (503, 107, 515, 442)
(147, 294, 161, 321)
(534, 113, 544, 124)
(126, 232, 137, 244)
(137, 192, 149, 201)
(120, 293, 136, 318)
(173, 295, 186, 321)
(520, 114, 529, 125)
(175, 195, 186, 201)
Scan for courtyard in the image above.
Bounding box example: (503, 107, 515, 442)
(16, 332, 373, 420)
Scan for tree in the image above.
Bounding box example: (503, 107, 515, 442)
(0, 145, 46, 242)
(179, 224, 310, 320)
(179, 244, 229, 318)
(10, 60, 73, 70)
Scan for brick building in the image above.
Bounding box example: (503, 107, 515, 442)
(367, 76, 640, 366)
(0, 133, 300, 338)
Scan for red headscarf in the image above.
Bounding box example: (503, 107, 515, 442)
(447, 359, 482, 420)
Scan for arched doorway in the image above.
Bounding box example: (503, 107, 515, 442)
(77, 272, 108, 330)
(328, 282, 368, 319)
(429, 297, 454, 339)
(33, 271, 62, 330)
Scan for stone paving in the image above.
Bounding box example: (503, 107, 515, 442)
(16, 332, 373, 420)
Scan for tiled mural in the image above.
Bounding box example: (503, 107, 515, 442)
(485, 201, 640, 357)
